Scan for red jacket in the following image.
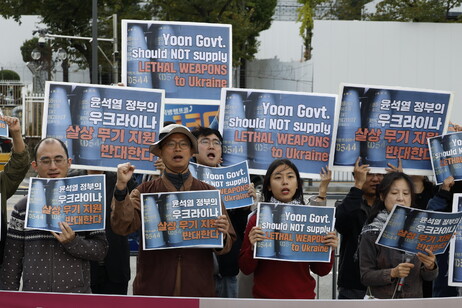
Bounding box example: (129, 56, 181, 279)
(239, 213, 334, 299)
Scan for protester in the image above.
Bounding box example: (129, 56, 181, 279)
(426, 176, 460, 297)
(359, 172, 438, 299)
(190, 126, 253, 298)
(335, 157, 384, 299)
(239, 158, 338, 299)
(111, 124, 236, 297)
(0, 137, 108, 292)
(407, 175, 437, 297)
(0, 116, 30, 265)
(69, 169, 138, 295)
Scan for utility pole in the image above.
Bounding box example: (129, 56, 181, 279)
(112, 14, 119, 84)
(92, 0, 98, 84)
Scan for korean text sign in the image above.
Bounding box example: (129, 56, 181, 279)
(376, 205, 462, 255)
(255, 202, 335, 262)
(449, 194, 462, 286)
(189, 161, 253, 209)
(44, 81, 164, 174)
(25, 175, 106, 232)
(428, 132, 462, 185)
(122, 20, 232, 101)
(164, 103, 219, 129)
(219, 88, 338, 178)
(333, 84, 452, 175)
(141, 190, 223, 250)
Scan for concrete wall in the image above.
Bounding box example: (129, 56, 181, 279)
(312, 20, 462, 123)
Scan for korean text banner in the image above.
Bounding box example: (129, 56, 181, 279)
(189, 161, 253, 209)
(429, 132, 462, 185)
(44, 81, 164, 174)
(376, 205, 462, 255)
(25, 175, 106, 232)
(449, 193, 462, 286)
(122, 20, 232, 101)
(254, 202, 335, 262)
(141, 190, 223, 250)
(219, 88, 338, 178)
(333, 84, 452, 175)
(164, 103, 219, 129)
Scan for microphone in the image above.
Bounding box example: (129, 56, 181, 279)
(397, 254, 413, 292)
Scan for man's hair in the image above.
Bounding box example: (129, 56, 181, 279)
(191, 126, 223, 143)
(33, 137, 69, 161)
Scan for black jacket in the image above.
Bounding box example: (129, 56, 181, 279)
(335, 187, 371, 291)
(68, 170, 138, 288)
(217, 207, 250, 276)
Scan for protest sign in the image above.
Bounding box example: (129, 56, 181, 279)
(429, 132, 462, 184)
(164, 103, 219, 128)
(25, 175, 106, 232)
(376, 205, 462, 255)
(0, 109, 8, 137)
(333, 84, 453, 175)
(44, 81, 164, 174)
(449, 194, 462, 286)
(219, 88, 338, 178)
(189, 161, 253, 209)
(141, 190, 223, 250)
(254, 202, 335, 262)
(122, 20, 232, 102)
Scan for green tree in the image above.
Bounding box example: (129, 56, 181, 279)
(297, 0, 329, 60)
(0, 0, 150, 83)
(322, 0, 372, 20)
(0, 70, 20, 81)
(298, 0, 373, 60)
(142, 0, 277, 67)
(367, 0, 462, 22)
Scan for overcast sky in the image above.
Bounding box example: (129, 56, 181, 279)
(1, 15, 42, 84)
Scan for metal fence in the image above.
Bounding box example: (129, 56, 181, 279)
(23, 93, 44, 138)
(0, 81, 24, 106)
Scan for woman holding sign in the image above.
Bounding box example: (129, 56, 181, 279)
(359, 172, 438, 299)
(239, 159, 338, 299)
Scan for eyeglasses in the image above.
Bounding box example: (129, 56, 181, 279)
(38, 157, 67, 166)
(199, 138, 222, 147)
(164, 140, 191, 150)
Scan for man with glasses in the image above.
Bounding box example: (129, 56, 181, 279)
(335, 157, 384, 299)
(0, 116, 30, 265)
(111, 124, 236, 297)
(0, 137, 108, 293)
(192, 127, 224, 167)
(191, 126, 251, 298)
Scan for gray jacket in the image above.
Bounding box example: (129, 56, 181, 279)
(359, 230, 438, 299)
(0, 196, 108, 293)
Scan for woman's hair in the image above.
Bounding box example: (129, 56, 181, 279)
(366, 172, 415, 224)
(262, 159, 305, 204)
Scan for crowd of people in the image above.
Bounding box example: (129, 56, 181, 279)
(0, 117, 460, 300)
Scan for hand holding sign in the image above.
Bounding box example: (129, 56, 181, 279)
(354, 157, 370, 189)
(417, 248, 437, 270)
(214, 214, 229, 235)
(249, 225, 265, 250)
(441, 176, 455, 192)
(321, 231, 338, 249)
(51, 221, 76, 244)
(386, 158, 403, 173)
